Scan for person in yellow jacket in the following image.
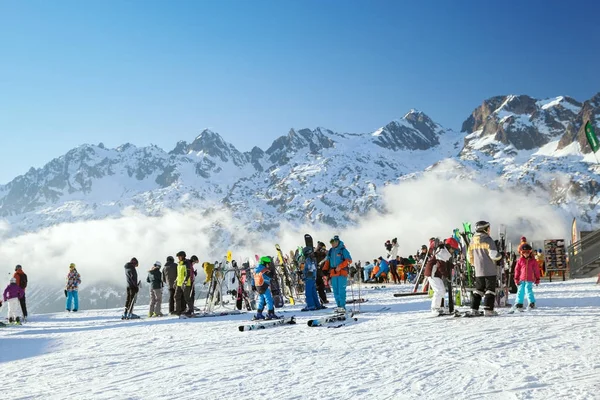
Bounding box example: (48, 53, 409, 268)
(175, 250, 194, 317)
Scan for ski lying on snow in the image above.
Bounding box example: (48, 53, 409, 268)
(327, 317, 359, 328)
(181, 310, 243, 319)
(238, 316, 296, 332)
(393, 292, 429, 297)
(347, 298, 367, 304)
(307, 313, 357, 327)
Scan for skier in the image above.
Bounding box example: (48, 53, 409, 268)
(123, 257, 140, 319)
(13, 265, 28, 321)
(467, 221, 502, 316)
(301, 247, 324, 311)
(314, 241, 329, 302)
(65, 263, 81, 312)
(3, 278, 25, 324)
(147, 261, 164, 317)
(387, 238, 401, 284)
(513, 244, 540, 310)
(253, 256, 280, 320)
(363, 261, 374, 282)
(517, 236, 528, 255)
(371, 256, 390, 283)
(162, 255, 178, 315)
(424, 239, 453, 315)
(175, 251, 194, 317)
(189, 255, 199, 311)
(323, 235, 352, 313)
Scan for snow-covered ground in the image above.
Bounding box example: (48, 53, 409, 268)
(2, 278, 599, 400)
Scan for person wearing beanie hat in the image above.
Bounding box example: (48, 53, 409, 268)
(467, 221, 502, 317)
(3, 277, 25, 324)
(146, 261, 164, 317)
(162, 256, 178, 315)
(65, 263, 81, 312)
(123, 257, 140, 319)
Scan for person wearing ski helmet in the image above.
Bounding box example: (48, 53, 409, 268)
(322, 235, 353, 313)
(424, 239, 453, 315)
(162, 255, 178, 315)
(13, 265, 28, 321)
(65, 263, 81, 312)
(467, 221, 502, 316)
(314, 241, 329, 304)
(301, 247, 324, 311)
(253, 256, 280, 320)
(513, 243, 540, 310)
(3, 277, 25, 324)
(123, 257, 140, 319)
(175, 251, 194, 317)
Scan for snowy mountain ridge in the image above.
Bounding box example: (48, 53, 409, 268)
(1, 92, 599, 237)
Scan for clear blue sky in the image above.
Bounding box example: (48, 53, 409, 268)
(1, 0, 599, 184)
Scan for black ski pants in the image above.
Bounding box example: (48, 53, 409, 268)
(316, 269, 328, 304)
(389, 260, 400, 284)
(168, 287, 176, 314)
(471, 276, 497, 311)
(19, 295, 28, 318)
(124, 287, 138, 313)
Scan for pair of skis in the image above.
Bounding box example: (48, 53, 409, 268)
(238, 316, 296, 331)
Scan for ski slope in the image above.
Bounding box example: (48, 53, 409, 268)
(1, 278, 599, 400)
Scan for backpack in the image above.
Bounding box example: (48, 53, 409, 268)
(20, 273, 28, 289)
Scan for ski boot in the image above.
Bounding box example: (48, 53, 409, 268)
(8, 317, 14, 324)
(484, 309, 499, 317)
(66, 309, 71, 312)
(153, 312, 164, 317)
(516, 303, 524, 312)
(334, 307, 347, 314)
(265, 310, 280, 320)
(318, 304, 328, 310)
(72, 309, 78, 312)
(15, 317, 22, 325)
(529, 303, 535, 309)
(128, 313, 140, 319)
(253, 311, 266, 321)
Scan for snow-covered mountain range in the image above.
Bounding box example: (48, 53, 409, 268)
(2, 93, 600, 314)
(2, 93, 599, 237)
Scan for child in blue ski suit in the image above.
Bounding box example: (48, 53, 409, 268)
(302, 247, 324, 311)
(363, 261, 374, 282)
(253, 256, 280, 320)
(323, 236, 352, 313)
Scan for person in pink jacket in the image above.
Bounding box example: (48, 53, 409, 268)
(513, 243, 540, 310)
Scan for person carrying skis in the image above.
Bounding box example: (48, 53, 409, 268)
(3, 278, 25, 324)
(467, 221, 502, 316)
(387, 238, 401, 284)
(424, 239, 453, 315)
(314, 241, 329, 303)
(162, 255, 178, 315)
(253, 256, 280, 320)
(175, 251, 194, 317)
(13, 265, 28, 321)
(65, 263, 81, 312)
(147, 261, 164, 317)
(323, 235, 352, 313)
(123, 257, 140, 319)
(513, 243, 540, 310)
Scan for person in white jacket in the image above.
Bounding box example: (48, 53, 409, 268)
(387, 238, 401, 284)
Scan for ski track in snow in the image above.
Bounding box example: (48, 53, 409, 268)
(1, 279, 600, 400)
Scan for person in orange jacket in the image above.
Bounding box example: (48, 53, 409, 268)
(322, 235, 352, 313)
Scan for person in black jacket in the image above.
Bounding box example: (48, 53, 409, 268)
(314, 241, 329, 304)
(123, 257, 139, 318)
(162, 256, 178, 315)
(147, 261, 163, 317)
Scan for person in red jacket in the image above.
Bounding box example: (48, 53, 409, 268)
(513, 243, 540, 310)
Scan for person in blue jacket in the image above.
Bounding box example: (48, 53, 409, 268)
(374, 256, 390, 282)
(253, 256, 280, 320)
(302, 246, 325, 311)
(363, 261, 374, 282)
(323, 236, 353, 313)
